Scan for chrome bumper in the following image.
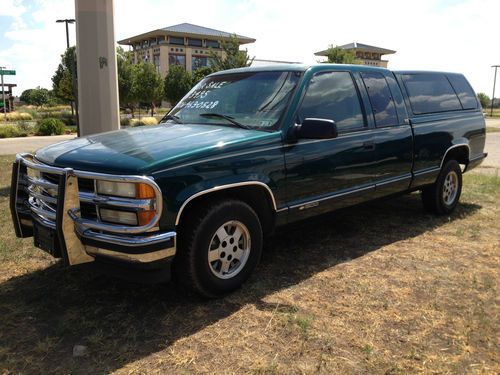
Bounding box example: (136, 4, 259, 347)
(10, 153, 176, 266)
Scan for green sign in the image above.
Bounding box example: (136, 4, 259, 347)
(0, 70, 16, 76)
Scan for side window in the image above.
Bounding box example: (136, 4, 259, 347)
(401, 73, 462, 114)
(298, 71, 365, 132)
(447, 74, 478, 110)
(361, 72, 399, 127)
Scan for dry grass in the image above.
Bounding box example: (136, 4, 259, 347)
(0, 154, 498, 374)
(0, 112, 33, 122)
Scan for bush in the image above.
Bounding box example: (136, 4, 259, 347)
(120, 117, 131, 126)
(36, 118, 65, 136)
(0, 125, 28, 138)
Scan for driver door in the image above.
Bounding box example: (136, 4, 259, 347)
(284, 70, 377, 221)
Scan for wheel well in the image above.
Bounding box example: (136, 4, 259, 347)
(442, 145, 469, 167)
(177, 185, 276, 236)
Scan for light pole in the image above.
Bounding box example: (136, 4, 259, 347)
(491, 65, 499, 117)
(56, 19, 76, 118)
(0, 66, 6, 120)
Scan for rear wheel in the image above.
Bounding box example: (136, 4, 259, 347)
(421, 160, 462, 215)
(175, 199, 263, 298)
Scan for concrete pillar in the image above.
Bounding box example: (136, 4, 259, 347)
(75, 0, 119, 136)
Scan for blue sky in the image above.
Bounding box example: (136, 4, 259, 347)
(1, 0, 499, 97)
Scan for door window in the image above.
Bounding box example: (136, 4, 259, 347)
(298, 71, 365, 132)
(361, 72, 399, 127)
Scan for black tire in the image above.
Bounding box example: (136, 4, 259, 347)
(174, 199, 263, 298)
(421, 160, 462, 215)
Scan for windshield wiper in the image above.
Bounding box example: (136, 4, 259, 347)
(199, 113, 250, 129)
(160, 114, 183, 124)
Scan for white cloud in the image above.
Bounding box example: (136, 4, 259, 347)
(1, 0, 499, 96)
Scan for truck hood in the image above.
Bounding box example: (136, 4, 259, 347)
(35, 124, 281, 175)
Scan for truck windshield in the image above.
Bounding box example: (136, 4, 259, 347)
(166, 71, 300, 130)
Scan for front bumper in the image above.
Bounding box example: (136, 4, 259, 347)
(10, 153, 176, 268)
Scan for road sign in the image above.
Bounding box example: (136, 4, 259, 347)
(0, 70, 16, 75)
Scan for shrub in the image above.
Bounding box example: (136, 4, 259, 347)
(36, 118, 65, 136)
(120, 117, 131, 126)
(0, 125, 28, 138)
(60, 112, 76, 126)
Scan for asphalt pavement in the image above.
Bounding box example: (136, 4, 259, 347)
(0, 134, 75, 155)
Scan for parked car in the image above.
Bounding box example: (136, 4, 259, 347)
(10, 64, 487, 297)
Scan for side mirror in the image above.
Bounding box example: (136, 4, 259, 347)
(295, 118, 338, 139)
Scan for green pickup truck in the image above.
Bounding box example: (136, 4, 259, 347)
(10, 64, 487, 297)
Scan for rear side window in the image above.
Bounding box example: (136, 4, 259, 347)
(401, 73, 462, 115)
(298, 71, 365, 132)
(447, 74, 478, 110)
(361, 72, 399, 127)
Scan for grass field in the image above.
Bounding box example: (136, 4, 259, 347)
(0, 155, 498, 374)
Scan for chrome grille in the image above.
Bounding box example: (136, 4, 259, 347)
(26, 171, 60, 224)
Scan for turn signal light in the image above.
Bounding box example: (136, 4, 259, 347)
(136, 183, 155, 199)
(138, 210, 156, 226)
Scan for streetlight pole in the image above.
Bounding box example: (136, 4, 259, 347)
(56, 19, 76, 117)
(0, 66, 6, 121)
(491, 65, 499, 117)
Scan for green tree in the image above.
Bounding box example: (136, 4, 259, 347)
(477, 92, 490, 108)
(52, 47, 77, 102)
(192, 66, 213, 85)
(164, 65, 193, 106)
(323, 45, 357, 64)
(209, 35, 253, 72)
(132, 61, 164, 116)
(117, 46, 137, 115)
(29, 87, 50, 108)
(20, 89, 34, 104)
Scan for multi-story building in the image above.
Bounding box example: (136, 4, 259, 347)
(315, 42, 396, 67)
(117, 23, 255, 76)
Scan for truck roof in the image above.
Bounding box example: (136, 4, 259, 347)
(210, 64, 466, 78)
(209, 63, 391, 76)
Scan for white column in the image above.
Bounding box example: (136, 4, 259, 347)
(75, 0, 119, 136)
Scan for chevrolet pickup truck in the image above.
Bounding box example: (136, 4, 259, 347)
(10, 64, 487, 297)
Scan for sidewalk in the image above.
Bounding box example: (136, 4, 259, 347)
(486, 117, 500, 128)
(0, 134, 75, 155)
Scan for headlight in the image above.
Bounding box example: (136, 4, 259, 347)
(96, 181, 155, 199)
(100, 208, 138, 226)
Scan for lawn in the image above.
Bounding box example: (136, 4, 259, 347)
(0, 154, 498, 374)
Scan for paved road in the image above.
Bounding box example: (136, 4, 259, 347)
(480, 132, 500, 173)
(0, 135, 75, 155)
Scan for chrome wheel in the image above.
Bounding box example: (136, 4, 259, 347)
(208, 220, 251, 280)
(442, 170, 458, 205)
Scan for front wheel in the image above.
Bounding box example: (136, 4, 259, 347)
(421, 160, 462, 215)
(175, 199, 263, 298)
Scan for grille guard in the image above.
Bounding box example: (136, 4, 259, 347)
(11, 153, 176, 265)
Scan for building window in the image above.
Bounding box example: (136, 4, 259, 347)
(188, 38, 202, 47)
(169, 54, 186, 68)
(169, 36, 184, 45)
(158, 36, 166, 44)
(153, 54, 160, 73)
(206, 39, 220, 48)
(192, 56, 209, 70)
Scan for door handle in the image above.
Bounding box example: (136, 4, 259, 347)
(362, 141, 375, 151)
